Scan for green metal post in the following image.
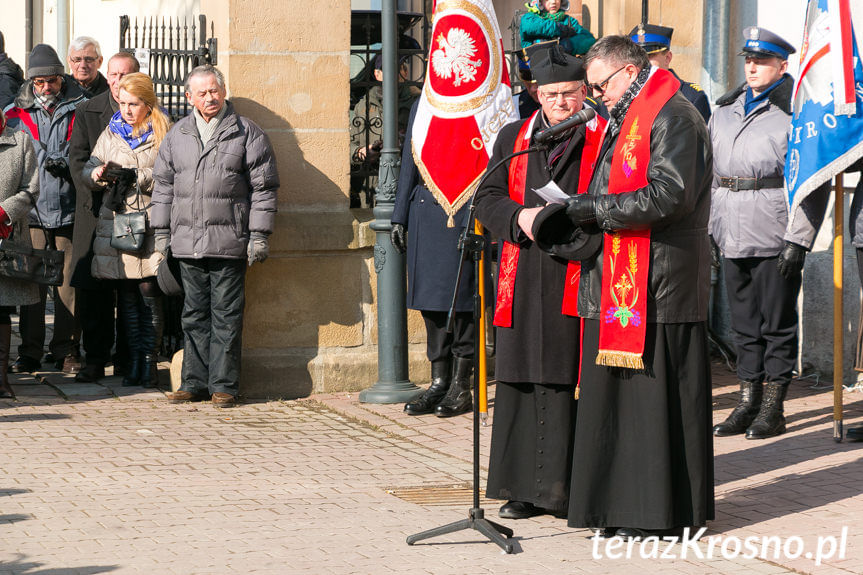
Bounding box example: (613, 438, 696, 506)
(360, 0, 422, 403)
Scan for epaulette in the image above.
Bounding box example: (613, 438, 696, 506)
(688, 82, 703, 93)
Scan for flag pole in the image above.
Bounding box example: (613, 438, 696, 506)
(834, 173, 845, 442)
(475, 220, 489, 425)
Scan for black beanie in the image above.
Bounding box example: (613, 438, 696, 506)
(27, 44, 64, 79)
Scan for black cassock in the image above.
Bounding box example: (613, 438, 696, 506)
(475, 115, 600, 512)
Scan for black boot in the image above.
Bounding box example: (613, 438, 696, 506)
(405, 358, 452, 415)
(745, 382, 789, 439)
(713, 380, 763, 436)
(0, 323, 15, 399)
(138, 296, 163, 389)
(118, 291, 142, 387)
(435, 356, 473, 418)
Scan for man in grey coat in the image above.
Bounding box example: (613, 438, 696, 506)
(709, 27, 828, 440)
(151, 65, 279, 408)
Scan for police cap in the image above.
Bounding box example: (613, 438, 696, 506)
(739, 27, 796, 60)
(629, 23, 673, 55)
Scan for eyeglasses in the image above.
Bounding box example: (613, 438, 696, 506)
(588, 66, 627, 95)
(33, 76, 62, 87)
(539, 89, 583, 102)
(70, 56, 98, 64)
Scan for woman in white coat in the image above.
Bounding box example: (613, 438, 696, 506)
(84, 73, 171, 388)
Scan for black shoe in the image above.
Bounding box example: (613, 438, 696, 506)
(9, 356, 41, 374)
(44, 352, 56, 364)
(498, 501, 544, 519)
(405, 359, 452, 416)
(847, 426, 863, 441)
(434, 356, 473, 418)
(615, 527, 651, 540)
(746, 382, 788, 439)
(713, 380, 762, 436)
(75, 364, 105, 383)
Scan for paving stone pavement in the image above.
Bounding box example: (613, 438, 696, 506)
(1, 310, 862, 573)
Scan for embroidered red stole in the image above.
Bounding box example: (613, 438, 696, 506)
(595, 68, 679, 369)
(493, 111, 538, 328)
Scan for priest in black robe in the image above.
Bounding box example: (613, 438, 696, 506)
(535, 35, 714, 538)
(475, 42, 601, 520)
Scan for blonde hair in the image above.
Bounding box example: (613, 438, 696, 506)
(118, 72, 171, 148)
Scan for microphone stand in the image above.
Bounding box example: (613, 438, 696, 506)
(406, 144, 546, 554)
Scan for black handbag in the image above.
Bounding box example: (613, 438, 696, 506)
(110, 178, 148, 253)
(0, 192, 64, 286)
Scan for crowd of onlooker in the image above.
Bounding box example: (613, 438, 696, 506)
(0, 33, 278, 408)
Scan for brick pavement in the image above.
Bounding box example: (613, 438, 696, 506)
(0, 318, 862, 573)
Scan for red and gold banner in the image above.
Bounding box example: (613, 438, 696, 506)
(412, 0, 518, 226)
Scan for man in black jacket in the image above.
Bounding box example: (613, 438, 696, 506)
(68, 51, 139, 382)
(66, 37, 107, 98)
(0, 32, 24, 109)
(535, 35, 714, 538)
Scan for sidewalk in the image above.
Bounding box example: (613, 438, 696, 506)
(0, 333, 862, 573)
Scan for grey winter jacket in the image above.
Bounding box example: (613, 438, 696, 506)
(4, 78, 87, 229)
(0, 126, 41, 306)
(150, 102, 279, 259)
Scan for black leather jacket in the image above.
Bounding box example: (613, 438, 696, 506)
(578, 91, 713, 323)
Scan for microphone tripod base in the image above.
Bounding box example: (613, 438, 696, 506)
(406, 508, 514, 554)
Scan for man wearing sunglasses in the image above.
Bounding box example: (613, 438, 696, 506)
(534, 35, 714, 538)
(5, 44, 87, 375)
(475, 41, 604, 521)
(66, 37, 107, 98)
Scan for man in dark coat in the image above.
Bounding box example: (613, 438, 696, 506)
(629, 24, 711, 123)
(66, 36, 108, 98)
(535, 35, 714, 537)
(390, 100, 476, 418)
(68, 51, 140, 382)
(475, 42, 602, 520)
(0, 32, 25, 109)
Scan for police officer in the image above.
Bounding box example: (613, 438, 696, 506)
(629, 23, 711, 122)
(709, 27, 828, 440)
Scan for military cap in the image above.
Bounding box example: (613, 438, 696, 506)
(629, 23, 673, 54)
(524, 40, 585, 86)
(739, 27, 796, 60)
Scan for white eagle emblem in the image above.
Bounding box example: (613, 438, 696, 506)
(432, 28, 483, 87)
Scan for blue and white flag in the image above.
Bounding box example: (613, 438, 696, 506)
(786, 0, 863, 218)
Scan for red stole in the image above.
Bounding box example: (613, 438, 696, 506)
(594, 68, 679, 369)
(493, 111, 538, 328)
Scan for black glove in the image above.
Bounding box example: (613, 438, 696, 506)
(709, 235, 721, 270)
(564, 194, 597, 227)
(391, 223, 407, 254)
(44, 157, 71, 180)
(777, 241, 807, 280)
(103, 166, 137, 187)
(556, 24, 577, 38)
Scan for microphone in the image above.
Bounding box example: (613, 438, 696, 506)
(533, 107, 597, 145)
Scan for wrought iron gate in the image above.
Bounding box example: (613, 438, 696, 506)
(119, 15, 218, 121)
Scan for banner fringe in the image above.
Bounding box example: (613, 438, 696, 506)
(596, 350, 644, 370)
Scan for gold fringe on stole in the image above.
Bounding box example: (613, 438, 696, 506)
(595, 350, 645, 370)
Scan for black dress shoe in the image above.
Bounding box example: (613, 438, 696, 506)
(615, 527, 651, 539)
(847, 426, 863, 441)
(75, 365, 105, 383)
(498, 501, 544, 519)
(9, 356, 41, 374)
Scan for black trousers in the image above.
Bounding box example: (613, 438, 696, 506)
(724, 256, 801, 385)
(76, 283, 116, 368)
(177, 258, 246, 396)
(421, 310, 474, 362)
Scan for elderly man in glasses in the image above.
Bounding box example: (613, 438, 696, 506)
(4, 44, 87, 375)
(533, 35, 714, 538)
(474, 41, 603, 520)
(66, 36, 107, 98)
